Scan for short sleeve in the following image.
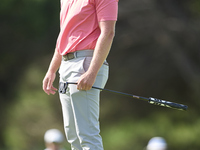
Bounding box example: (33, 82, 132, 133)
(95, 0, 118, 22)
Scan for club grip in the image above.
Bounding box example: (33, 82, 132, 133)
(148, 97, 188, 111)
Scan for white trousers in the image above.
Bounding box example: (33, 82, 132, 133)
(59, 57, 108, 150)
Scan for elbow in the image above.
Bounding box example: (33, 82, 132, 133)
(110, 30, 115, 38)
(99, 20, 116, 39)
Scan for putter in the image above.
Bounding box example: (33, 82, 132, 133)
(63, 82, 188, 111)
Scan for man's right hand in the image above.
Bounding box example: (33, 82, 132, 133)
(43, 72, 57, 95)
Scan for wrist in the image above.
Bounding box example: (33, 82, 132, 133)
(87, 68, 98, 78)
(47, 69, 57, 75)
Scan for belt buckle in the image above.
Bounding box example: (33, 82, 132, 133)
(68, 51, 77, 60)
(72, 51, 77, 59)
(64, 51, 77, 61)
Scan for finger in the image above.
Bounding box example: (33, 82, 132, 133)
(44, 89, 50, 95)
(78, 83, 87, 91)
(47, 79, 53, 90)
(42, 78, 48, 91)
(51, 86, 58, 91)
(48, 89, 56, 95)
(49, 86, 57, 95)
(85, 85, 92, 91)
(77, 84, 84, 91)
(77, 80, 82, 90)
(77, 85, 82, 90)
(43, 80, 56, 95)
(43, 79, 50, 95)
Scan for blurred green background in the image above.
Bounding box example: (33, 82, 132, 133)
(0, 0, 200, 149)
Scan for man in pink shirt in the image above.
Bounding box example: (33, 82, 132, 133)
(43, 0, 118, 149)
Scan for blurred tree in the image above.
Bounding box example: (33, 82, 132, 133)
(0, 0, 60, 148)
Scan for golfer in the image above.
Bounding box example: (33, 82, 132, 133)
(43, 0, 118, 149)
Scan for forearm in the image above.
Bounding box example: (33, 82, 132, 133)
(77, 21, 116, 90)
(88, 23, 115, 76)
(43, 49, 62, 95)
(47, 48, 62, 74)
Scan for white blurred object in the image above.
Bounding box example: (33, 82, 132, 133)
(44, 129, 64, 143)
(147, 137, 167, 150)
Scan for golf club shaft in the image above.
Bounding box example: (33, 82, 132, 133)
(66, 82, 188, 111)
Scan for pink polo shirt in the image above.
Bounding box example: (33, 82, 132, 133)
(56, 0, 118, 55)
